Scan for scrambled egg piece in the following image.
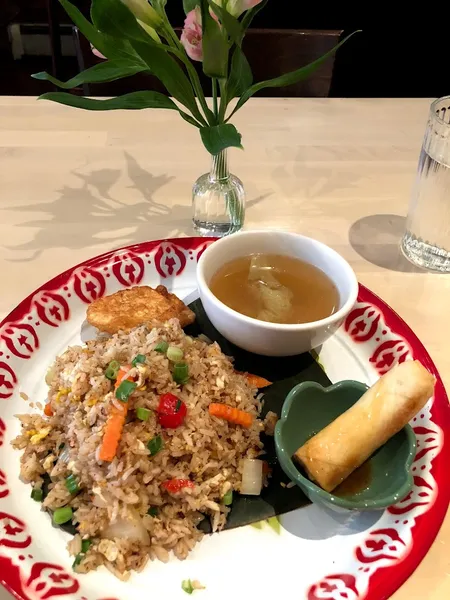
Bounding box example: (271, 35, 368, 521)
(29, 427, 51, 445)
(98, 539, 119, 562)
(55, 388, 71, 403)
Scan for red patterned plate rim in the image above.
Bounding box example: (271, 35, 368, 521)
(0, 236, 449, 600)
(1, 238, 215, 326)
(352, 285, 450, 600)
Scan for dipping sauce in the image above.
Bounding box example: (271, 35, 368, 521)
(333, 461, 372, 497)
(209, 254, 339, 324)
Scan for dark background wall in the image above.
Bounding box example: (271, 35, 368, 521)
(1, 1, 448, 98)
(166, 2, 448, 99)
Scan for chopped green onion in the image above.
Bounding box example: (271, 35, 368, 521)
(58, 443, 65, 450)
(222, 490, 233, 506)
(175, 399, 182, 412)
(136, 407, 151, 421)
(72, 554, 83, 569)
(65, 474, 80, 495)
(167, 346, 184, 362)
(31, 487, 43, 502)
(154, 341, 169, 354)
(53, 506, 73, 525)
(147, 507, 158, 517)
(181, 579, 194, 595)
(148, 435, 163, 456)
(132, 354, 146, 367)
(72, 539, 92, 570)
(115, 379, 137, 402)
(105, 360, 121, 381)
(173, 363, 189, 385)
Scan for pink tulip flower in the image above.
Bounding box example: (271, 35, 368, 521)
(180, 8, 203, 62)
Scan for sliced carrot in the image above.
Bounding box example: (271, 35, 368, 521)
(208, 403, 253, 428)
(98, 402, 128, 462)
(114, 365, 133, 389)
(44, 403, 53, 417)
(236, 371, 272, 389)
(99, 363, 135, 461)
(245, 373, 272, 388)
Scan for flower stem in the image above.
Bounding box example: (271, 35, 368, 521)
(212, 79, 218, 120)
(218, 78, 227, 123)
(163, 25, 214, 126)
(209, 150, 241, 227)
(210, 150, 229, 181)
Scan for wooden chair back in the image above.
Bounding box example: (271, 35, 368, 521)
(242, 29, 343, 97)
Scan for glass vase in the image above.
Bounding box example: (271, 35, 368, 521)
(192, 149, 245, 237)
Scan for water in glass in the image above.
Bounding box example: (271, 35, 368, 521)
(401, 96, 450, 271)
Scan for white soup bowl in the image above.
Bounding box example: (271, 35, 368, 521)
(196, 230, 358, 357)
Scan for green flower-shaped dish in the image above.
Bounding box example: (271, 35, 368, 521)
(274, 380, 417, 511)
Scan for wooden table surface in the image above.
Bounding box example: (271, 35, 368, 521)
(0, 96, 449, 599)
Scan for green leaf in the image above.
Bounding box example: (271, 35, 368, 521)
(200, 0, 228, 78)
(129, 39, 204, 123)
(57, 0, 142, 65)
(179, 111, 202, 128)
(230, 31, 361, 117)
(58, 0, 110, 57)
(183, 0, 198, 13)
(38, 91, 180, 111)
(266, 516, 281, 535)
(207, 0, 243, 45)
(241, 0, 269, 30)
(157, 42, 214, 125)
(91, 0, 149, 43)
(310, 349, 326, 372)
(38, 87, 202, 127)
(32, 62, 146, 89)
(200, 123, 243, 154)
(226, 46, 252, 102)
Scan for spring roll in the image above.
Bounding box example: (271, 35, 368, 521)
(294, 360, 436, 493)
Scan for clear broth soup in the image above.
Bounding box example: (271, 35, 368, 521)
(209, 254, 340, 325)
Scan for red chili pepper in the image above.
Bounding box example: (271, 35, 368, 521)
(161, 479, 195, 494)
(157, 393, 187, 428)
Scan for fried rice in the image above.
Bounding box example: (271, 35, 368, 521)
(12, 319, 268, 579)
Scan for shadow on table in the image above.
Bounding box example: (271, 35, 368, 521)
(271, 147, 364, 199)
(3, 152, 270, 263)
(349, 214, 426, 273)
(3, 152, 194, 262)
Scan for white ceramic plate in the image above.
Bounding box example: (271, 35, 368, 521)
(0, 237, 449, 600)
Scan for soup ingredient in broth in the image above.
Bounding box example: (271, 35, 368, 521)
(209, 254, 339, 324)
(248, 255, 294, 322)
(294, 360, 435, 493)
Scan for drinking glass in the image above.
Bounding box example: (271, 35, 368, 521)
(401, 96, 450, 271)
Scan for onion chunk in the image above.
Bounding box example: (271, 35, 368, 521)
(241, 459, 263, 496)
